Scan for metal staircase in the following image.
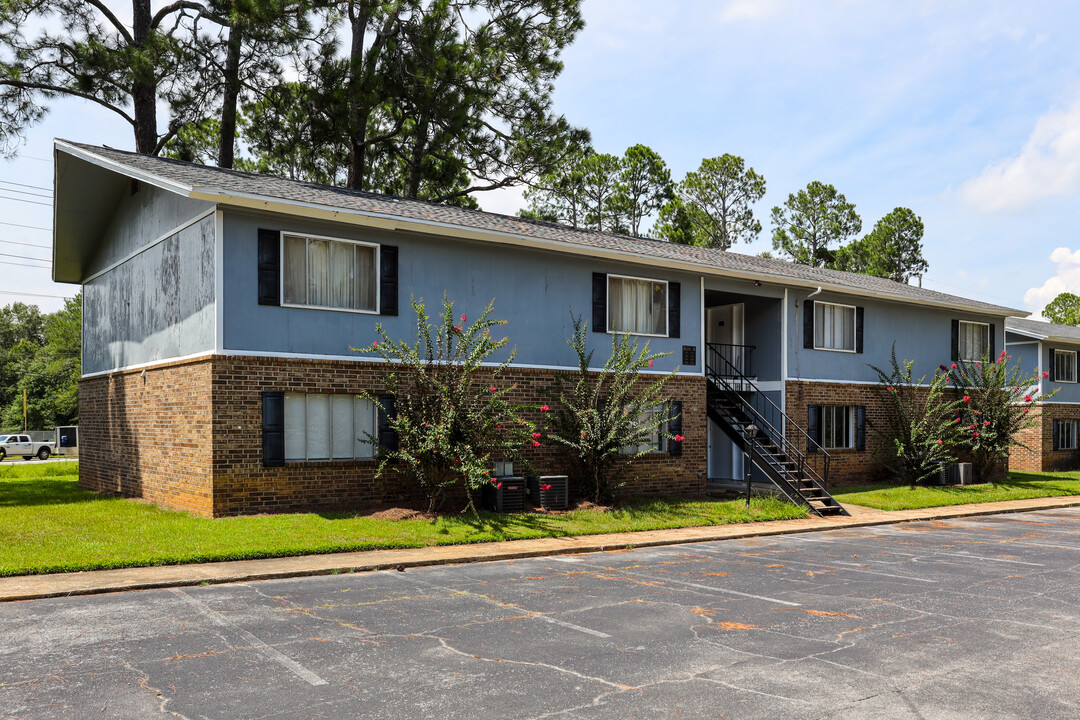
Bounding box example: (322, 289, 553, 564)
(706, 343, 848, 517)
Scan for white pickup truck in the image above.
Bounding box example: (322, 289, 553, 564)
(0, 434, 54, 461)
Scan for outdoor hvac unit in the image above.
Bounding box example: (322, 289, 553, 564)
(941, 462, 974, 485)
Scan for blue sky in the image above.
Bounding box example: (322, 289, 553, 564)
(4, 0, 1080, 315)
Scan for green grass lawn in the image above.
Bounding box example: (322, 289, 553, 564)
(833, 471, 1080, 511)
(0, 463, 806, 577)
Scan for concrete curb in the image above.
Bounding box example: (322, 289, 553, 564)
(3, 495, 1080, 603)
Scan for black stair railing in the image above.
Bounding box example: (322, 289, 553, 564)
(709, 343, 755, 379)
(705, 342, 831, 489)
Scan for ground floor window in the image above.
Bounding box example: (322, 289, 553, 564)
(822, 405, 854, 450)
(1054, 419, 1079, 451)
(285, 392, 376, 460)
(621, 402, 670, 454)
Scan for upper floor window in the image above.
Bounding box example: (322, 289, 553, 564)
(814, 302, 856, 352)
(1054, 349, 1077, 383)
(282, 233, 378, 313)
(958, 321, 990, 362)
(285, 392, 376, 461)
(608, 275, 667, 336)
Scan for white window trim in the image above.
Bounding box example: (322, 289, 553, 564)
(620, 401, 670, 455)
(821, 405, 855, 450)
(606, 273, 669, 338)
(1056, 419, 1079, 451)
(285, 392, 377, 462)
(813, 301, 858, 354)
(958, 320, 991, 363)
(279, 231, 381, 315)
(1055, 349, 1078, 384)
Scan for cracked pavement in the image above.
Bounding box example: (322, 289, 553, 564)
(3, 508, 1080, 719)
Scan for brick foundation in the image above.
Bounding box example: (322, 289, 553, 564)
(1009, 404, 1080, 473)
(80, 355, 707, 517)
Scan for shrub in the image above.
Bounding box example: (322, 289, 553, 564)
(869, 345, 963, 486)
(948, 350, 1054, 482)
(359, 296, 535, 514)
(542, 316, 680, 504)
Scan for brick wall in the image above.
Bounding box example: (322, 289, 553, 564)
(784, 381, 894, 488)
(78, 357, 215, 516)
(80, 354, 707, 517)
(1009, 404, 1080, 473)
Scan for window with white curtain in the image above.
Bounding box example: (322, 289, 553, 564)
(621, 402, 669, 454)
(284, 392, 376, 461)
(958, 321, 990, 362)
(608, 275, 667, 336)
(282, 233, 378, 312)
(814, 302, 855, 351)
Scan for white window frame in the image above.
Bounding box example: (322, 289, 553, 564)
(1055, 349, 1078, 384)
(1056, 419, 1079, 451)
(821, 405, 855, 450)
(620, 402, 670, 455)
(280, 231, 381, 315)
(284, 392, 377, 462)
(606, 273, 669, 338)
(813, 301, 857, 353)
(958, 320, 990, 363)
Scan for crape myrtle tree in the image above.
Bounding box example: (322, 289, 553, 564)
(542, 316, 682, 504)
(358, 296, 536, 514)
(869, 345, 964, 486)
(948, 350, 1054, 483)
(658, 154, 766, 250)
(771, 181, 861, 267)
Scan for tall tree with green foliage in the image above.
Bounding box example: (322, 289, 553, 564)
(831, 207, 927, 283)
(659, 154, 766, 250)
(0, 296, 80, 431)
(611, 145, 673, 236)
(771, 181, 861, 267)
(1041, 292, 1080, 326)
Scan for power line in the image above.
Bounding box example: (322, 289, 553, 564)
(0, 193, 51, 207)
(0, 179, 51, 192)
(0, 251, 49, 263)
(0, 185, 52, 199)
(0, 289, 72, 300)
(0, 238, 50, 249)
(0, 259, 50, 270)
(0, 220, 50, 231)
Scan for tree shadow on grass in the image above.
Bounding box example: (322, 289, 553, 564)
(0, 478, 114, 508)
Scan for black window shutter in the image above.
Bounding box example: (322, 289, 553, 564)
(855, 307, 865, 354)
(806, 404, 822, 453)
(855, 406, 866, 451)
(262, 391, 285, 467)
(592, 273, 607, 333)
(951, 320, 959, 362)
(1050, 349, 1057, 382)
(377, 393, 399, 451)
(257, 229, 280, 306)
(988, 323, 996, 361)
(668, 400, 683, 456)
(668, 282, 681, 339)
(804, 299, 815, 349)
(1053, 420, 1061, 451)
(380, 245, 399, 316)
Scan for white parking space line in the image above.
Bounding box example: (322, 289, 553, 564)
(686, 545, 938, 583)
(170, 588, 329, 687)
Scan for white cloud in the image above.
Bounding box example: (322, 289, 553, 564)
(1023, 246, 1080, 316)
(715, 0, 785, 24)
(957, 95, 1080, 212)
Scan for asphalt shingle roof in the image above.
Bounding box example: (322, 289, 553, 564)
(1006, 317, 1080, 343)
(61, 140, 1023, 316)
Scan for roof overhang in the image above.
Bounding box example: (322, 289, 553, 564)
(53, 140, 1028, 317)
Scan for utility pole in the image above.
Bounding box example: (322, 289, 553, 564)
(23, 389, 27, 431)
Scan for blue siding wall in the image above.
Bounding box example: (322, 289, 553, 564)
(787, 289, 1008, 383)
(221, 210, 702, 373)
(1006, 332, 1080, 403)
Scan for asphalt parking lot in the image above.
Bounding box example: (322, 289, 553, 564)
(2, 508, 1079, 720)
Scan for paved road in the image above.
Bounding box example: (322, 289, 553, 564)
(2, 509, 1079, 719)
(0, 456, 77, 466)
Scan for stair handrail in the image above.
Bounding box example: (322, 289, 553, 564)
(705, 342, 831, 488)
